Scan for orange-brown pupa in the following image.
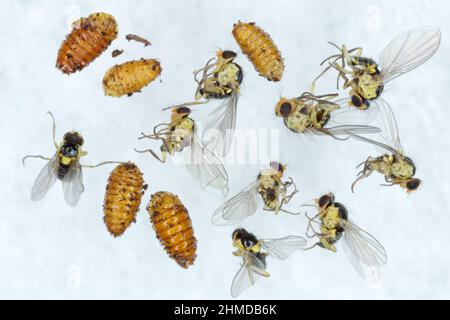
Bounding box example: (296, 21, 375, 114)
(103, 162, 146, 237)
(232, 21, 284, 82)
(102, 59, 162, 97)
(56, 12, 118, 74)
(147, 191, 197, 269)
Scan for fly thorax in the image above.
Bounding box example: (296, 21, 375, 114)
(59, 143, 79, 165)
(284, 104, 310, 132)
(170, 119, 194, 151)
(322, 206, 341, 230)
(391, 157, 415, 179)
(358, 73, 382, 100)
(370, 155, 391, 174)
(217, 63, 241, 88)
(258, 174, 279, 210)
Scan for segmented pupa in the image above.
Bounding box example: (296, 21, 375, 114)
(147, 191, 197, 268)
(56, 12, 118, 74)
(232, 21, 284, 81)
(102, 59, 162, 97)
(103, 162, 146, 237)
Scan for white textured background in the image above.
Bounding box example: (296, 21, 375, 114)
(1, 0, 449, 299)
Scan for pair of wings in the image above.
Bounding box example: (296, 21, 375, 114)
(231, 235, 307, 297)
(303, 99, 383, 138)
(212, 180, 260, 226)
(30, 154, 84, 207)
(202, 91, 239, 157)
(379, 27, 441, 84)
(185, 131, 229, 197)
(340, 219, 387, 282)
(344, 98, 404, 155)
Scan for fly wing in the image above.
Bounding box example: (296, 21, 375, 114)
(308, 99, 381, 138)
(260, 235, 307, 260)
(30, 154, 59, 201)
(186, 133, 229, 196)
(344, 98, 403, 155)
(372, 98, 403, 154)
(341, 219, 387, 282)
(323, 125, 381, 136)
(203, 91, 238, 157)
(379, 27, 441, 84)
(62, 160, 85, 207)
(330, 98, 381, 126)
(212, 181, 260, 226)
(231, 252, 267, 298)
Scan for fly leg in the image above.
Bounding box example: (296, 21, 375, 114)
(82, 161, 123, 168)
(22, 155, 52, 165)
(305, 212, 321, 238)
(351, 157, 374, 192)
(47, 111, 58, 149)
(194, 57, 216, 84)
(194, 57, 217, 99)
(135, 135, 169, 163)
(380, 176, 396, 187)
(282, 177, 299, 204)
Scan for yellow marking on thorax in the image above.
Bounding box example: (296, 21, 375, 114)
(167, 118, 195, 153)
(284, 100, 336, 132)
(356, 73, 382, 100)
(258, 169, 281, 210)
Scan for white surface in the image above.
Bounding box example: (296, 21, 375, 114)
(1, 0, 449, 299)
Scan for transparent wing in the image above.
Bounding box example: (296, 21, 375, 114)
(231, 253, 267, 298)
(186, 133, 229, 196)
(307, 100, 382, 138)
(260, 235, 307, 260)
(203, 91, 238, 157)
(379, 27, 441, 83)
(345, 131, 398, 154)
(344, 99, 402, 155)
(372, 98, 403, 153)
(62, 160, 84, 207)
(323, 125, 381, 137)
(212, 181, 260, 226)
(331, 99, 381, 125)
(30, 154, 58, 201)
(341, 219, 387, 282)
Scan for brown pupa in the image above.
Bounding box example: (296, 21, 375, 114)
(102, 58, 162, 97)
(147, 191, 197, 269)
(232, 21, 284, 82)
(56, 12, 118, 74)
(103, 162, 146, 237)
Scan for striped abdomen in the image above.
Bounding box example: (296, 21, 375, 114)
(103, 162, 146, 237)
(56, 12, 118, 74)
(57, 163, 70, 180)
(102, 59, 162, 97)
(232, 21, 284, 82)
(147, 191, 197, 268)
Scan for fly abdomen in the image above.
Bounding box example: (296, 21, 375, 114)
(57, 163, 70, 180)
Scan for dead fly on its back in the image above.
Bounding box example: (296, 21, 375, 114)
(23, 112, 121, 206)
(314, 27, 441, 110)
(304, 193, 387, 282)
(135, 106, 229, 196)
(274, 89, 382, 140)
(231, 228, 306, 297)
(181, 50, 243, 156)
(346, 99, 421, 193)
(212, 162, 299, 225)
